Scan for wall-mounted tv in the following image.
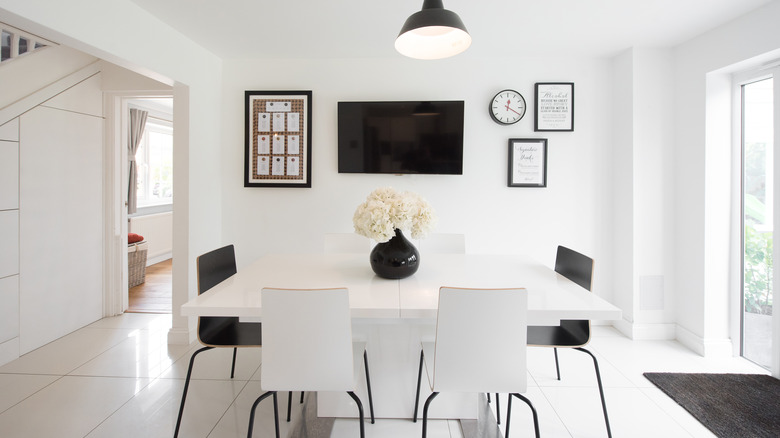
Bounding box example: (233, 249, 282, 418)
(338, 100, 464, 175)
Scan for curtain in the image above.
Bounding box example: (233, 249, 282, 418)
(128, 108, 148, 214)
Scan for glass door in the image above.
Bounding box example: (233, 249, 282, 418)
(742, 77, 774, 369)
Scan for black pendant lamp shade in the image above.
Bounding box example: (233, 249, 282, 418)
(395, 0, 471, 60)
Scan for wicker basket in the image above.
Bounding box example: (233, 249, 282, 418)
(128, 241, 148, 288)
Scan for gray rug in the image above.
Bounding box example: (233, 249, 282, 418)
(643, 372, 780, 438)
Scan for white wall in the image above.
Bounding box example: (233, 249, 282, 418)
(129, 212, 173, 265)
(673, 1, 780, 355)
(221, 56, 616, 302)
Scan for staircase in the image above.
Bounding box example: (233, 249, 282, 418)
(1, 22, 54, 63)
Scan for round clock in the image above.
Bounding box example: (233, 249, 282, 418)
(489, 89, 526, 125)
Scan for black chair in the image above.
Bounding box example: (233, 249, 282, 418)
(174, 244, 263, 438)
(527, 245, 612, 437)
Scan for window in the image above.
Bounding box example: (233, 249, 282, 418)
(741, 76, 773, 369)
(135, 118, 173, 207)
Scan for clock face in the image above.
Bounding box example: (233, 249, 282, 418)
(490, 89, 526, 125)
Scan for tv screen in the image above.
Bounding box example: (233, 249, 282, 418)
(338, 101, 464, 175)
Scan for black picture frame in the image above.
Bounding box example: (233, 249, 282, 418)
(508, 138, 547, 187)
(244, 90, 312, 188)
(534, 82, 574, 132)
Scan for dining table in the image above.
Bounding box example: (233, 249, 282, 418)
(181, 252, 622, 420)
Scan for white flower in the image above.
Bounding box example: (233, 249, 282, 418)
(353, 187, 437, 243)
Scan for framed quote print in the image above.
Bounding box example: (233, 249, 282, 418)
(245, 90, 312, 187)
(508, 138, 547, 187)
(534, 82, 574, 132)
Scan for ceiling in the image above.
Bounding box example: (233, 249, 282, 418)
(129, 0, 772, 60)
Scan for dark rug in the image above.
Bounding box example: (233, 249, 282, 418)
(643, 372, 780, 438)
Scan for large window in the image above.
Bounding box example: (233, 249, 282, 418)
(741, 76, 774, 369)
(136, 118, 173, 207)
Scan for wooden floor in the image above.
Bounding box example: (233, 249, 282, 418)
(127, 259, 172, 314)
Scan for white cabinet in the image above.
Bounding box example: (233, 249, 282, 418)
(0, 210, 19, 279)
(0, 140, 19, 210)
(0, 275, 19, 344)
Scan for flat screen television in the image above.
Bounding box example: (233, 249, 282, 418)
(338, 100, 464, 175)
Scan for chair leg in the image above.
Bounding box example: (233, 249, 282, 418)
(347, 391, 366, 438)
(413, 350, 424, 422)
(300, 391, 305, 404)
(506, 393, 540, 438)
(246, 390, 277, 438)
(286, 391, 292, 422)
(363, 350, 376, 424)
(487, 392, 491, 403)
(421, 392, 439, 438)
(554, 347, 561, 380)
(575, 347, 612, 438)
(495, 393, 501, 424)
(174, 346, 213, 438)
(231, 347, 238, 379)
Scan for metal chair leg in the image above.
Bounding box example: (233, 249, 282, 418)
(300, 391, 305, 404)
(231, 347, 238, 378)
(421, 392, 439, 438)
(347, 391, 366, 438)
(487, 392, 491, 403)
(246, 390, 277, 438)
(506, 393, 540, 438)
(554, 347, 561, 380)
(174, 346, 213, 438)
(363, 350, 375, 424)
(495, 393, 501, 424)
(413, 350, 424, 422)
(286, 391, 292, 422)
(575, 347, 612, 438)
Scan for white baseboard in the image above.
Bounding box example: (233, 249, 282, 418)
(0, 337, 19, 367)
(612, 318, 676, 340)
(167, 326, 194, 345)
(147, 252, 172, 267)
(675, 324, 733, 357)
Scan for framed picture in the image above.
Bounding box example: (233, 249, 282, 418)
(508, 138, 547, 187)
(245, 90, 312, 187)
(534, 82, 574, 132)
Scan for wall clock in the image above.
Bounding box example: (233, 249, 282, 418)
(489, 89, 526, 125)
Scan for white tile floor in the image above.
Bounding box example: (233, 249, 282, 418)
(0, 313, 768, 438)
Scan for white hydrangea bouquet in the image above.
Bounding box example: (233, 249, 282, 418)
(353, 187, 437, 243)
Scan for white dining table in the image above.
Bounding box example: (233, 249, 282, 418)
(180, 253, 622, 420)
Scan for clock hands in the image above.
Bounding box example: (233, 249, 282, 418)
(505, 100, 523, 116)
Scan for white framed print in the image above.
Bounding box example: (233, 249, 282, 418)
(508, 138, 547, 188)
(534, 82, 574, 132)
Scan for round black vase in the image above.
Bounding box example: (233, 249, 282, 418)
(370, 229, 420, 279)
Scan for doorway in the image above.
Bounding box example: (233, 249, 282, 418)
(124, 97, 174, 314)
(741, 77, 774, 369)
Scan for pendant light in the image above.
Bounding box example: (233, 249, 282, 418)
(395, 0, 471, 60)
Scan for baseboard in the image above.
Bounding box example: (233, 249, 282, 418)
(146, 252, 172, 267)
(167, 326, 194, 345)
(675, 324, 733, 357)
(612, 318, 676, 340)
(0, 337, 19, 367)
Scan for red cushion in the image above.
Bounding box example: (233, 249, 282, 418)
(128, 233, 144, 244)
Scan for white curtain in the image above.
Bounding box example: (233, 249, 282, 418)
(128, 108, 148, 214)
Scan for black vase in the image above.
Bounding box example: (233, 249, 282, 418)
(370, 229, 420, 279)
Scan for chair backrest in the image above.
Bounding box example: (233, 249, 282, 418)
(196, 244, 237, 294)
(260, 288, 355, 392)
(432, 287, 527, 394)
(196, 245, 243, 346)
(554, 245, 593, 291)
(323, 233, 370, 254)
(418, 233, 466, 254)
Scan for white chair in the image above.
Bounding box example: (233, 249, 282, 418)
(324, 233, 371, 254)
(248, 288, 373, 438)
(416, 233, 465, 254)
(412, 287, 539, 438)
